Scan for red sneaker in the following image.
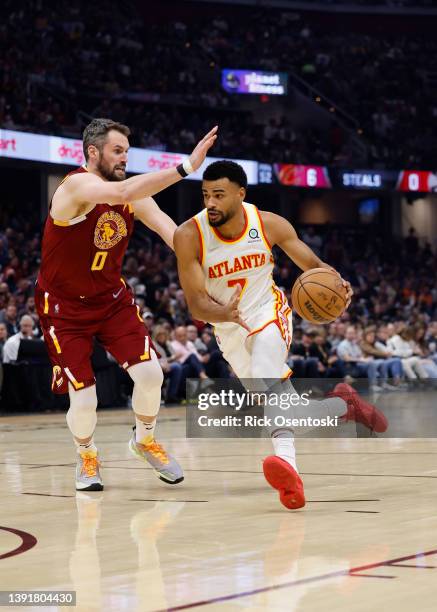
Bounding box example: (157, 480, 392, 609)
(330, 383, 388, 433)
(263, 456, 306, 510)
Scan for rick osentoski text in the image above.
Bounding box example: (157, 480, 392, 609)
(197, 414, 339, 428)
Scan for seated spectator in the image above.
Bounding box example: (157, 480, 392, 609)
(187, 325, 208, 354)
(2, 314, 36, 364)
(387, 327, 429, 380)
(153, 325, 183, 405)
(327, 321, 347, 349)
(426, 321, 437, 363)
(310, 328, 346, 378)
(200, 329, 214, 349)
(361, 326, 403, 389)
(19, 295, 36, 317)
(411, 324, 437, 379)
(0, 322, 5, 392)
(337, 325, 387, 391)
(0, 304, 19, 337)
(198, 327, 231, 379)
(0, 322, 7, 367)
(0, 284, 11, 312)
(154, 288, 175, 324)
(142, 311, 154, 332)
(172, 290, 190, 325)
(374, 325, 405, 386)
(171, 325, 209, 396)
(288, 331, 320, 378)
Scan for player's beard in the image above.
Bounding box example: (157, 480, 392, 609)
(207, 209, 230, 227)
(97, 157, 126, 181)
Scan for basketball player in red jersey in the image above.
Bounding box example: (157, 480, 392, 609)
(174, 161, 388, 510)
(35, 118, 217, 491)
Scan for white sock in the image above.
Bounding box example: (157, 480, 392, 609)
(75, 439, 97, 455)
(135, 417, 156, 444)
(271, 432, 298, 473)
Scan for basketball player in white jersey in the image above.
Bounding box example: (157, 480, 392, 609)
(174, 161, 388, 510)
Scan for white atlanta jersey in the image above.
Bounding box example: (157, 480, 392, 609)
(192, 202, 293, 351)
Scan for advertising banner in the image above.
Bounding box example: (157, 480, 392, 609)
(0, 129, 258, 184)
(221, 69, 288, 95)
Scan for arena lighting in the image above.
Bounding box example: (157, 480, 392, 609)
(1, 129, 436, 193)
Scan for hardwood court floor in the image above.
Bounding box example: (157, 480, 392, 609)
(1, 407, 437, 611)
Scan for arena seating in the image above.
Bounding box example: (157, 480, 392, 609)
(1, 0, 436, 168)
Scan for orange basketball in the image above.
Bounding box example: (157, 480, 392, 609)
(291, 268, 347, 325)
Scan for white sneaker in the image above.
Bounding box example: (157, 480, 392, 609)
(370, 384, 384, 393)
(75, 451, 103, 491)
(382, 382, 397, 391)
(128, 429, 184, 484)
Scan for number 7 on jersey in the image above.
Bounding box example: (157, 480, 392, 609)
(228, 278, 248, 296)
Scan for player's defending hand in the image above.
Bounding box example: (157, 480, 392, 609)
(225, 286, 250, 332)
(189, 126, 218, 171)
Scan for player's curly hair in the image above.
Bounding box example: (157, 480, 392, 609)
(203, 160, 248, 189)
(82, 118, 130, 161)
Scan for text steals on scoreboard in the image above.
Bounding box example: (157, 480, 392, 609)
(258, 163, 437, 193)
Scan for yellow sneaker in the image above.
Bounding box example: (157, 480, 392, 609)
(128, 428, 183, 484)
(76, 451, 103, 491)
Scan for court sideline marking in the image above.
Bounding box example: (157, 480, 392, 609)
(154, 547, 437, 611)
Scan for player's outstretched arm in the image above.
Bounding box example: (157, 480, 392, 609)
(63, 127, 218, 208)
(174, 221, 249, 330)
(132, 197, 177, 249)
(261, 211, 353, 306)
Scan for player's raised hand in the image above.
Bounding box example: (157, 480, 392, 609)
(189, 126, 218, 172)
(225, 285, 250, 332)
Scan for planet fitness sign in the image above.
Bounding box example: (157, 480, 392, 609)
(222, 69, 288, 95)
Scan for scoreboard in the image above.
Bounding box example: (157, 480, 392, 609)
(259, 164, 437, 193)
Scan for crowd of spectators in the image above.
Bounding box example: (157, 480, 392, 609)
(0, 202, 42, 367)
(287, 319, 437, 392)
(1, 1, 437, 168)
(1, 199, 435, 405)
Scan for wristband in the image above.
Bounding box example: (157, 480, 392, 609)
(183, 158, 194, 174)
(176, 163, 188, 178)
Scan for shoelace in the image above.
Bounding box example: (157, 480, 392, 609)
(81, 453, 100, 477)
(143, 440, 170, 465)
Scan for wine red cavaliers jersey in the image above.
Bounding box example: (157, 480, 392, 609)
(37, 166, 134, 299)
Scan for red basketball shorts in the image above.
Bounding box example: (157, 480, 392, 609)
(35, 282, 155, 394)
